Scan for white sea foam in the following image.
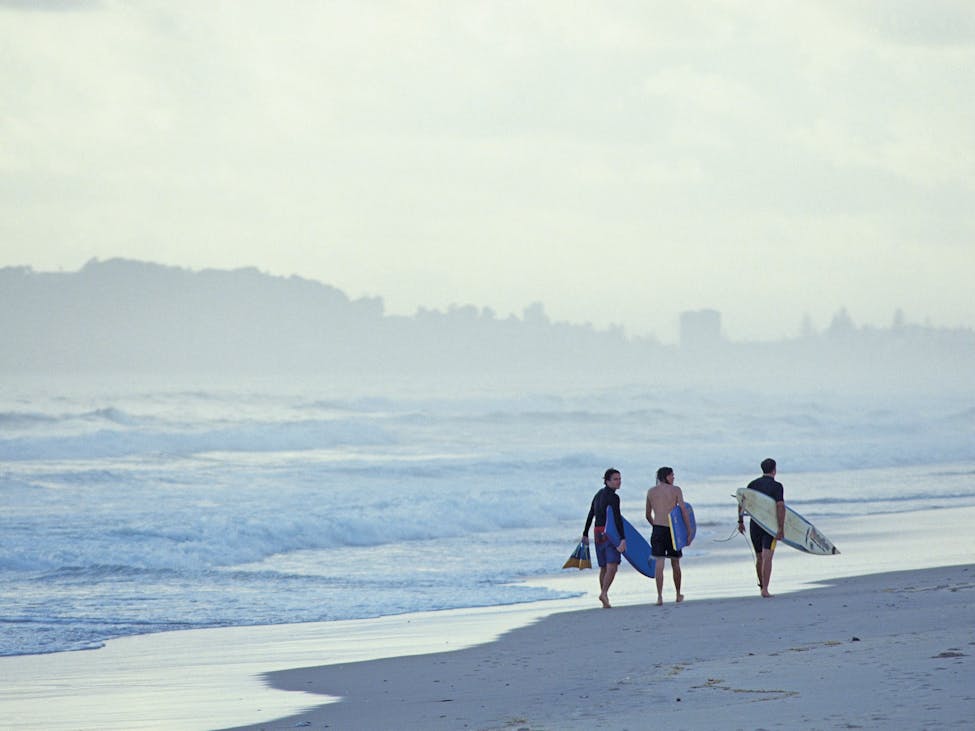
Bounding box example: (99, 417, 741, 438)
(1, 378, 973, 656)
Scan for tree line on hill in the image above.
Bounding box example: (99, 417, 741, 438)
(1, 258, 971, 393)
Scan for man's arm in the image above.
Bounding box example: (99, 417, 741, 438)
(582, 502, 595, 544)
(775, 500, 785, 539)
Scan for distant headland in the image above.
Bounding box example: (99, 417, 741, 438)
(1, 259, 971, 393)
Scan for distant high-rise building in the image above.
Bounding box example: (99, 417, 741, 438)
(680, 309, 722, 349)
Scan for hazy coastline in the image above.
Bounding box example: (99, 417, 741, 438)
(2, 259, 972, 395)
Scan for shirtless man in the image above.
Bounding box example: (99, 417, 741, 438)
(645, 466, 692, 605)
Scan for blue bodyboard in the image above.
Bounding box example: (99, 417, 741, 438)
(668, 503, 696, 551)
(604, 506, 655, 578)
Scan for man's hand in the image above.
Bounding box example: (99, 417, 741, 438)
(581, 535, 589, 545)
(618, 539, 627, 553)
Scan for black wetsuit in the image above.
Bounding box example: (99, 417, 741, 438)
(583, 486, 625, 541)
(746, 474, 784, 550)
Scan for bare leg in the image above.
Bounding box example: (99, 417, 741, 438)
(599, 562, 619, 608)
(654, 558, 664, 605)
(760, 549, 774, 598)
(672, 559, 684, 602)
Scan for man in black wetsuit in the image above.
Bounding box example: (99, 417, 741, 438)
(582, 468, 627, 608)
(737, 457, 785, 598)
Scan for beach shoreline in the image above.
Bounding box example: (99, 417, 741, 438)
(3, 501, 975, 730)
(2, 562, 973, 730)
(219, 563, 975, 731)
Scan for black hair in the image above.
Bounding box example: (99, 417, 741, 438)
(656, 466, 674, 482)
(761, 458, 777, 474)
(603, 468, 620, 484)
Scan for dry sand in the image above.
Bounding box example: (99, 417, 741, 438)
(220, 563, 974, 731)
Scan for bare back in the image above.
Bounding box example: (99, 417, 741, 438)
(646, 482, 685, 526)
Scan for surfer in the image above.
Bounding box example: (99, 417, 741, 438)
(738, 458, 785, 598)
(645, 466, 691, 605)
(582, 468, 627, 608)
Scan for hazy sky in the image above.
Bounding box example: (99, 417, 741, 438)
(2, 1, 973, 342)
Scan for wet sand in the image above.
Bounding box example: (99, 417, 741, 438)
(220, 563, 975, 731)
(4, 505, 974, 730)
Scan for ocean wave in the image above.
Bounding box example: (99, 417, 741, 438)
(930, 467, 975, 477)
(786, 491, 975, 507)
(301, 396, 401, 413)
(80, 407, 144, 425)
(0, 411, 60, 427)
(35, 564, 180, 581)
(0, 406, 149, 428)
(2, 382, 973, 658)
(0, 418, 394, 460)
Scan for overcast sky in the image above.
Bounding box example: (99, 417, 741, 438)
(2, 1, 973, 342)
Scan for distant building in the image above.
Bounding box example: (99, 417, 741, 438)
(680, 309, 723, 350)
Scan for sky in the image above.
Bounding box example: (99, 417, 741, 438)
(1, 1, 973, 343)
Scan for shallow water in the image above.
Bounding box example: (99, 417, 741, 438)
(2, 374, 973, 656)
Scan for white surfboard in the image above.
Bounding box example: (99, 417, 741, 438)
(736, 487, 839, 555)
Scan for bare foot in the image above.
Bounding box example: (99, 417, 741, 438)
(676, 594, 685, 603)
(655, 596, 663, 606)
(761, 590, 774, 598)
(599, 593, 612, 608)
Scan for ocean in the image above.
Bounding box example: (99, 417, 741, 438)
(2, 374, 974, 657)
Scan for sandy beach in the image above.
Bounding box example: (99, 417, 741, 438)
(219, 563, 974, 731)
(3, 504, 974, 731)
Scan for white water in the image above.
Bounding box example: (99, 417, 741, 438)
(2, 374, 973, 657)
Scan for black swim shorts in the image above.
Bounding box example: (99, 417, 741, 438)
(650, 524, 682, 559)
(749, 519, 776, 552)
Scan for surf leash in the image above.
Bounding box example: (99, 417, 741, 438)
(712, 525, 741, 543)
